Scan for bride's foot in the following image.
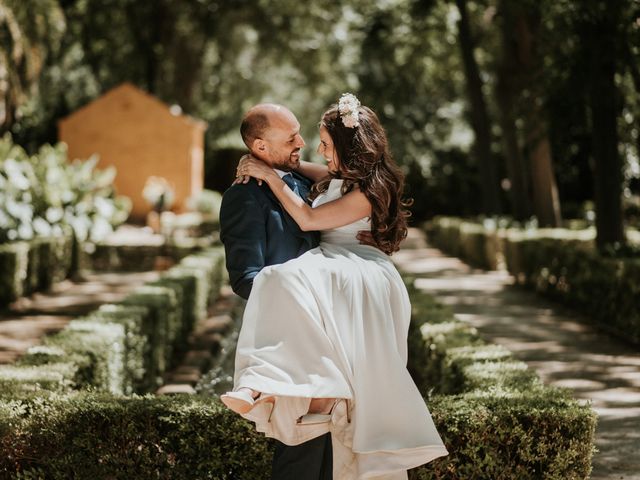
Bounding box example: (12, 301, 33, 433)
(221, 388, 272, 415)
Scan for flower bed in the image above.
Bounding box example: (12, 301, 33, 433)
(0, 134, 130, 308)
(0, 269, 596, 479)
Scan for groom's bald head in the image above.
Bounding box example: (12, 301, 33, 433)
(241, 104, 290, 148)
(240, 103, 304, 170)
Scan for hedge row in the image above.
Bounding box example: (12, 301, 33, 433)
(425, 216, 640, 345)
(0, 247, 225, 397)
(0, 231, 219, 310)
(0, 274, 596, 479)
(0, 231, 75, 307)
(88, 237, 216, 272)
(406, 284, 597, 479)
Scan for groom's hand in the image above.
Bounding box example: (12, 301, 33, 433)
(357, 231, 376, 247)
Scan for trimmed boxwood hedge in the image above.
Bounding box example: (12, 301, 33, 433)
(425, 216, 640, 345)
(406, 283, 596, 479)
(0, 393, 273, 480)
(0, 247, 225, 401)
(0, 264, 596, 479)
(0, 241, 29, 306)
(0, 234, 75, 308)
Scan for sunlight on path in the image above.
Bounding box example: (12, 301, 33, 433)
(0, 271, 160, 364)
(395, 228, 640, 480)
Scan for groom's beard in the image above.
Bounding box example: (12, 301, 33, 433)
(272, 148, 301, 171)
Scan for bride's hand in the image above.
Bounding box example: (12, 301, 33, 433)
(233, 154, 269, 186)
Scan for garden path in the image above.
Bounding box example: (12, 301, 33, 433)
(0, 271, 159, 364)
(395, 228, 640, 480)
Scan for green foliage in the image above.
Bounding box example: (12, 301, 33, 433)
(43, 319, 128, 395)
(414, 388, 597, 480)
(0, 241, 29, 305)
(406, 285, 596, 479)
(87, 305, 150, 395)
(0, 274, 596, 479)
(122, 285, 178, 389)
(0, 393, 273, 480)
(427, 216, 640, 344)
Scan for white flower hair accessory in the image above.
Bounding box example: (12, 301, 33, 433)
(338, 93, 361, 128)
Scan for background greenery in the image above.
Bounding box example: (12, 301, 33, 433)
(1, 0, 639, 250)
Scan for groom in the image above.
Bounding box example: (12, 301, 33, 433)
(219, 103, 330, 479)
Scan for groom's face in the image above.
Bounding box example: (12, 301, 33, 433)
(261, 111, 305, 171)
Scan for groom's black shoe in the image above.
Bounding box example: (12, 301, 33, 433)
(271, 433, 332, 480)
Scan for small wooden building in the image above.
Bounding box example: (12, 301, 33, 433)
(58, 82, 207, 219)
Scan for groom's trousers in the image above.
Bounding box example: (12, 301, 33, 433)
(271, 433, 333, 480)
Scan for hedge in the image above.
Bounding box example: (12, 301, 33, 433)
(0, 394, 272, 480)
(0, 247, 225, 401)
(24, 233, 74, 295)
(425, 216, 640, 345)
(0, 242, 29, 306)
(0, 267, 595, 479)
(406, 284, 597, 479)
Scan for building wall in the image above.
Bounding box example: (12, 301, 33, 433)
(58, 84, 206, 220)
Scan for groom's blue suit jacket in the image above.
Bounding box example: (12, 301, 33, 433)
(219, 172, 320, 300)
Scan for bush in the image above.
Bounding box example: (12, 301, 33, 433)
(425, 217, 502, 270)
(407, 286, 596, 479)
(0, 363, 79, 397)
(426, 217, 640, 346)
(412, 388, 597, 480)
(0, 393, 273, 480)
(164, 267, 209, 349)
(87, 304, 151, 395)
(122, 286, 179, 389)
(0, 242, 29, 306)
(24, 233, 74, 294)
(42, 320, 127, 395)
(89, 244, 161, 272)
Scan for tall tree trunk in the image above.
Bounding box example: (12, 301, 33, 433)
(587, 2, 625, 250)
(495, 1, 532, 221)
(515, 5, 562, 227)
(455, 0, 502, 215)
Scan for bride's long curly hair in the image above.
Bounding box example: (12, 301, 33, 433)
(309, 103, 412, 255)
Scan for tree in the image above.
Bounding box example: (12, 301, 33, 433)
(582, 1, 626, 250)
(0, 0, 64, 131)
(454, 0, 502, 215)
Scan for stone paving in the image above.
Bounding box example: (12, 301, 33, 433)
(0, 271, 159, 364)
(394, 228, 640, 480)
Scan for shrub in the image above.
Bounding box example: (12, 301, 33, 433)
(122, 286, 179, 389)
(87, 304, 151, 395)
(411, 388, 597, 480)
(0, 394, 273, 480)
(42, 320, 127, 395)
(0, 242, 29, 306)
(426, 217, 640, 346)
(0, 363, 79, 397)
(407, 287, 596, 479)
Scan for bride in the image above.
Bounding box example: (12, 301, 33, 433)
(222, 94, 448, 479)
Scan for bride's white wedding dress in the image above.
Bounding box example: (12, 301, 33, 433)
(233, 178, 448, 479)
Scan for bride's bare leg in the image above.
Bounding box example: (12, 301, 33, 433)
(307, 398, 336, 414)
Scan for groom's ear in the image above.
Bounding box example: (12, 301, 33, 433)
(252, 138, 267, 153)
